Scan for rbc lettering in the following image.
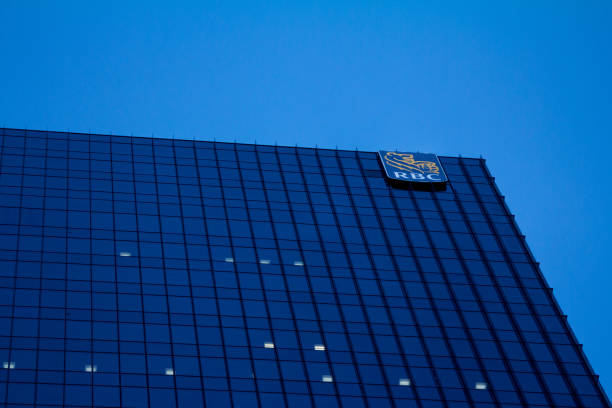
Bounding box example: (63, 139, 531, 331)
(394, 171, 441, 181)
(378, 151, 447, 184)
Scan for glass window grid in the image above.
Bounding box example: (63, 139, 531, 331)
(0, 129, 609, 408)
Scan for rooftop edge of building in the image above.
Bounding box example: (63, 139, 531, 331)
(0, 127, 485, 162)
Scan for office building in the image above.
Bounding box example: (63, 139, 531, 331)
(0, 128, 608, 407)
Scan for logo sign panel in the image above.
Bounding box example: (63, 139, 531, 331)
(378, 151, 448, 184)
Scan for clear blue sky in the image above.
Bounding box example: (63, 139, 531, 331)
(1, 1, 611, 393)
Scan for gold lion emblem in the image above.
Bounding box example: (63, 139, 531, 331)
(384, 152, 439, 174)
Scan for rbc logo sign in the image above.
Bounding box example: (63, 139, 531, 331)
(378, 151, 448, 184)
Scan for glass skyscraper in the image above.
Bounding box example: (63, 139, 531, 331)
(0, 128, 608, 408)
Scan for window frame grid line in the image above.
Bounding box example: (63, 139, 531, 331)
(461, 158, 587, 407)
(147, 136, 182, 408)
(170, 139, 210, 407)
(213, 141, 272, 408)
(31, 130, 49, 406)
(243, 143, 320, 405)
(332, 151, 425, 407)
(311, 148, 399, 406)
(276, 146, 348, 405)
(480, 158, 612, 407)
(123, 136, 153, 407)
(423, 177, 532, 407)
(355, 156, 464, 407)
(191, 142, 237, 408)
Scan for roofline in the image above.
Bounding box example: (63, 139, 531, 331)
(0, 127, 485, 161)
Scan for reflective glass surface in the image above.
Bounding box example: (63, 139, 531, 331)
(0, 128, 609, 407)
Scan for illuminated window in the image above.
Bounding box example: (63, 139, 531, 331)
(165, 368, 175, 376)
(399, 378, 411, 386)
(475, 382, 488, 390)
(264, 342, 275, 349)
(85, 365, 97, 373)
(259, 259, 271, 264)
(119, 252, 131, 257)
(322, 375, 333, 382)
(2, 362, 15, 369)
(314, 344, 325, 351)
(225, 257, 234, 263)
(294, 261, 304, 266)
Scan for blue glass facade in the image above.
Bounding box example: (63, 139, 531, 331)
(0, 128, 608, 408)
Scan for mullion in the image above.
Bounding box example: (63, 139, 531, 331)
(462, 158, 584, 406)
(424, 178, 527, 407)
(214, 142, 267, 408)
(359, 164, 458, 407)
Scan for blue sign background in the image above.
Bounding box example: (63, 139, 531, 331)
(378, 151, 448, 183)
